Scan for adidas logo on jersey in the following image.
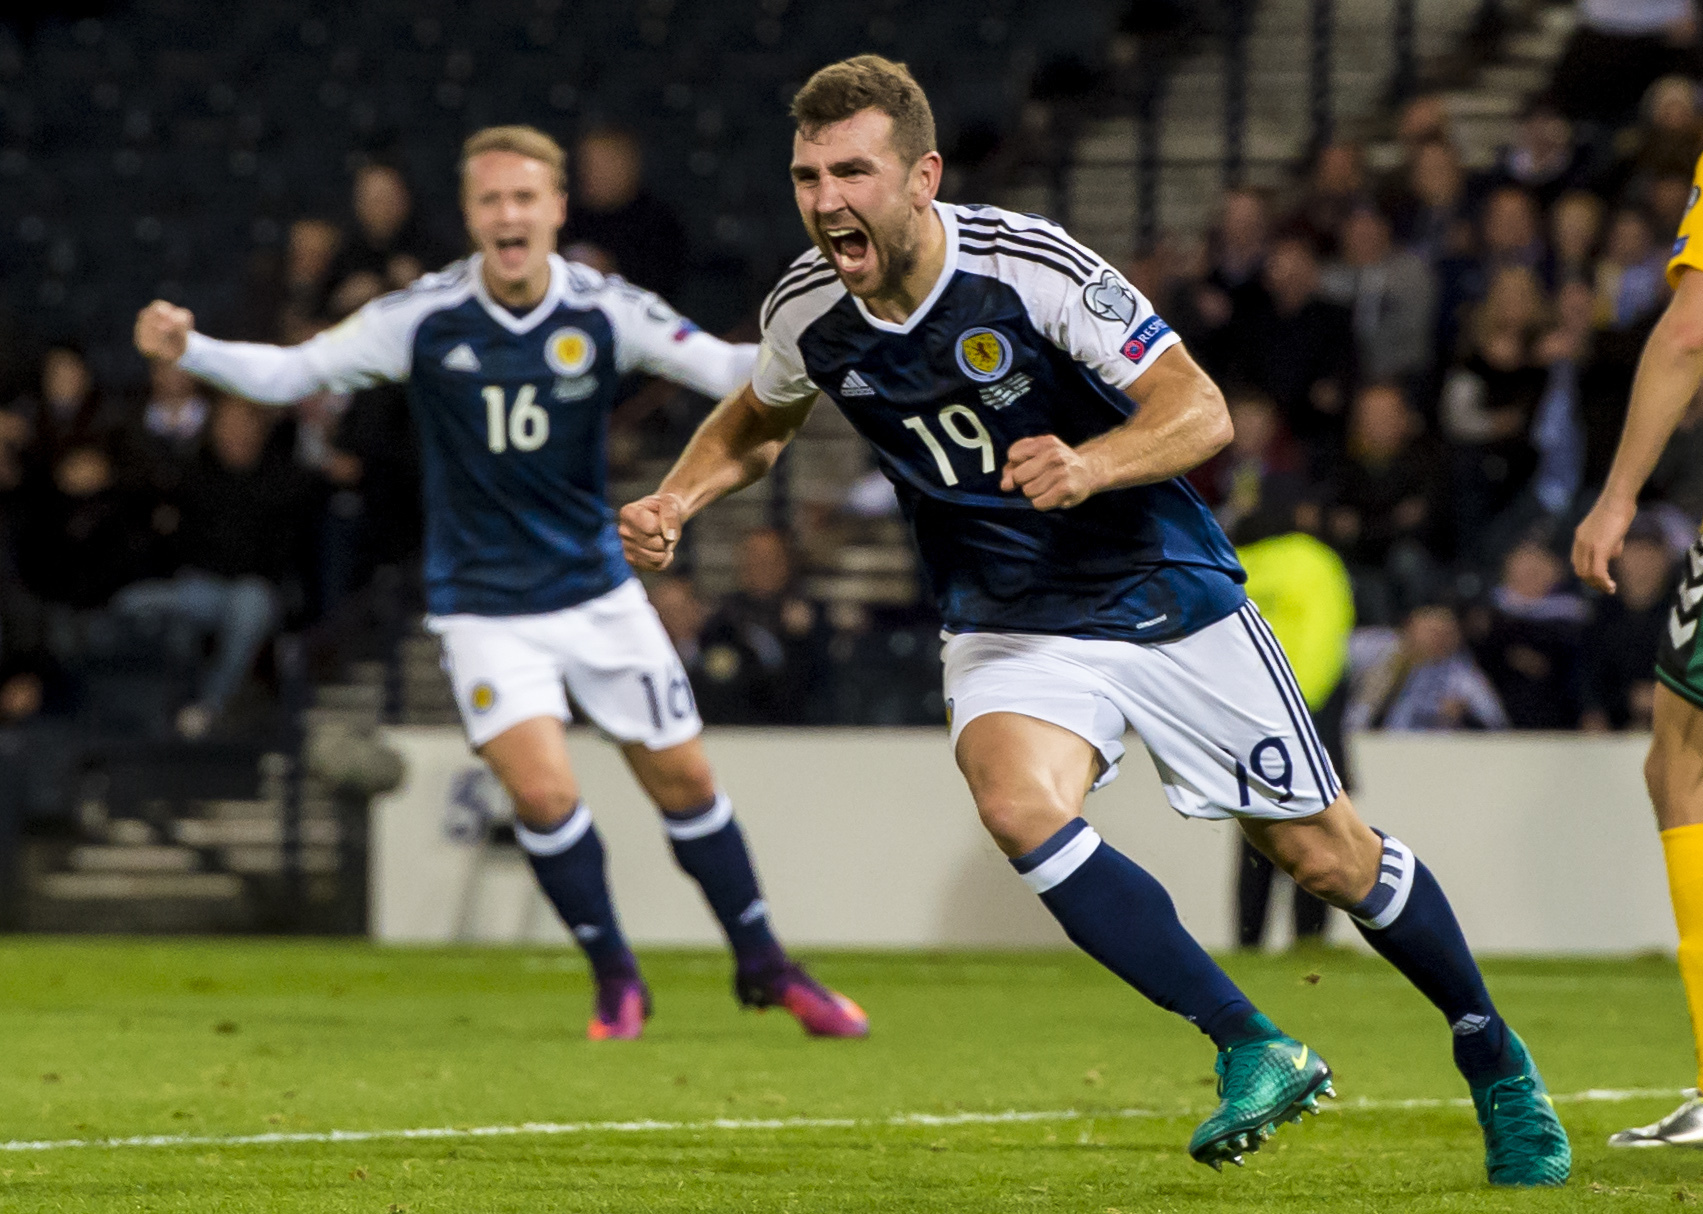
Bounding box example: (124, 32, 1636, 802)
(442, 343, 481, 372)
(839, 369, 875, 397)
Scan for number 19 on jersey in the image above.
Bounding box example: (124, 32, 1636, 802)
(903, 404, 994, 486)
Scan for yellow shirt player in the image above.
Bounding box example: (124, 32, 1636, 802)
(1575, 151, 1703, 1146)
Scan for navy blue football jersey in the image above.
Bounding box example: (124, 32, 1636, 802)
(182, 254, 754, 617)
(753, 202, 1244, 643)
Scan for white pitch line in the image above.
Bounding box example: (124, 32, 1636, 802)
(0, 1088, 1681, 1155)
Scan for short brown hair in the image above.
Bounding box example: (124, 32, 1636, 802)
(459, 125, 566, 191)
(790, 55, 936, 165)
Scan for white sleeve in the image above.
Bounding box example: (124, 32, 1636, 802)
(178, 294, 418, 404)
(601, 278, 757, 399)
(749, 330, 818, 408)
(1036, 260, 1181, 391)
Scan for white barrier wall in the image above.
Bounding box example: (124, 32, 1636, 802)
(372, 727, 1676, 955)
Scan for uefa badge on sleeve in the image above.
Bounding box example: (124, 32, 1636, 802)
(1121, 315, 1171, 365)
(1082, 269, 1138, 326)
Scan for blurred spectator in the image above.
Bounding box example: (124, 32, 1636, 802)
(124, 360, 210, 494)
(1322, 382, 1447, 624)
(1468, 541, 1588, 729)
(1227, 233, 1356, 443)
(1292, 141, 1367, 255)
(1493, 99, 1588, 210)
(1577, 252, 1662, 490)
(1648, 169, 1697, 240)
(1321, 203, 1437, 387)
(1552, 0, 1699, 127)
(315, 384, 420, 613)
(1209, 187, 1271, 294)
(1131, 233, 1221, 370)
(7, 345, 118, 485)
(321, 164, 434, 319)
(1649, 396, 1703, 519)
(1549, 190, 1606, 285)
(0, 408, 28, 495)
(1528, 281, 1594, 518)
(1393, 93, 1453, 160)
(1434, 187, 1545, 370)
(1594, 207, 1671, 328)
(1189, 389, 1303, 534)
(1440, 267, 1550, 553)
(1615, 76, 1703, 190)
(1582, 517, 1674, 730)
(112, 396, 315, 737)
(278, 218, 343, 341)
(562, 128, 689, 296)
(693, 528, 832, 725)
(1388, 138, 1475, 264)
(650, 573, 708, 670)
(1190, 189, 1271, 373)
(1482, 185, 1548, 274)
(1348, 605, 1509, 731)
(13, 444, 156, 611)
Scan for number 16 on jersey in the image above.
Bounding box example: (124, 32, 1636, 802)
(483, 384, 550, 453)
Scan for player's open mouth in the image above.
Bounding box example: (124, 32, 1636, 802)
(493, 235, 529, 268)
(824, 226, 871, 275)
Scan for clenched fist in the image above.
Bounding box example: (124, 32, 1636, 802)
(1001, 434, 1104, 511)
(619, 492, 686, 571)
(134, 300, 195, 363)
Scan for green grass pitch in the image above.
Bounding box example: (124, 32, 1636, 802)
(2, 940, 1701, 1212)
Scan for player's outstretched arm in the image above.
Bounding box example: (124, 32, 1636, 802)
(1001, 343, 1231, 511)
(619, 382, 812, 570)
(1574, 268, 1703, 593)
(133, 296, 406, 405)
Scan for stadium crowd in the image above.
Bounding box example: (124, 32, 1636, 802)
(1139, 59, 1703, 736)
(2, 46, 1703, 745)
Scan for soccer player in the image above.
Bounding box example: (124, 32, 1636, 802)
(132, 125, 866, 1042)
(619, 56, 1569, 1183)
(1574, 155, 1703, 1146)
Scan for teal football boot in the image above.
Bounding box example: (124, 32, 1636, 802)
(1470, 1031, 1571, 1187)
(1188, 1033, 1335, 1169)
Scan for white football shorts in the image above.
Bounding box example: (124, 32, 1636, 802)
(942, 601, 1342, 822)
(426, 578, 702, 751)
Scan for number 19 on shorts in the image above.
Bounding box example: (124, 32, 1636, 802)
(483, 384, 550, 454)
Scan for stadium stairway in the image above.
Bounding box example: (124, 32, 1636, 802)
(1061, 0, 1573, 262)
(15, 702, 386, 933)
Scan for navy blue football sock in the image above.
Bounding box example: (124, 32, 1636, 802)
(664, 793, 785, 973)
(1351, 833, 1514, 1084)
(516, 804, 638, 983)
(1014, 819, 1275, 1050)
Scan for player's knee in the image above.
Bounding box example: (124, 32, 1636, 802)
(1284, 846, 1369, 907)
(505, 774, 579, 829)
(650, 769, 717, 813)
(629, 744, 717, 813)
(973, 789, 1073, 857)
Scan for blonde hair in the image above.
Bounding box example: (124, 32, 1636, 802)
(459, 125, 566, 192)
